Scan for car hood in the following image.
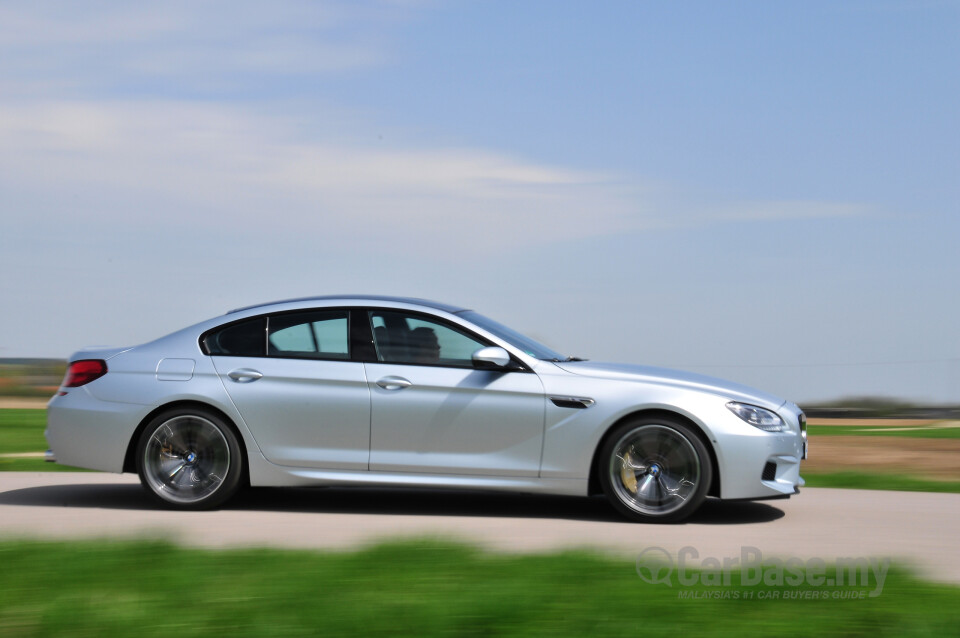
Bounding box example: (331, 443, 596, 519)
(554, 361, 786, 410)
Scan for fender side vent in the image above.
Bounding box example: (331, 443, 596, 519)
(550, 396, 595, 409)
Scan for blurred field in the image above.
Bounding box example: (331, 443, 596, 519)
(0, 398, 48, 409)
(802, 419, 960, 486)
(0, 409, 87, 472)
(0, 359, 64, 398)
(0, 457, 88, 472)
(0, 410, 48, 453)
(800, 472, 960, 493)
(803, 436, 960, 480)
(0, 538, 957, 637)
(808, 419, 960, 439)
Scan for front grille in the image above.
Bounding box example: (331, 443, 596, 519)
(761, 462, 777, 481)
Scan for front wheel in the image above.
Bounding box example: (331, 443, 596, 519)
(599, 417, 712, 523)
(136, 408, 243, 510)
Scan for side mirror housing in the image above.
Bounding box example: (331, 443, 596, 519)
(471, 346, 511, 370)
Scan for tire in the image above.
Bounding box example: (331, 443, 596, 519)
(136, 407, 243, 510)
(598, 416, 712, 523)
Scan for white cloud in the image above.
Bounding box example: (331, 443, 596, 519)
(0, 100, 873, 258)
(0, 101, 644, 255)
(0, 0, 873, 253)
(0, 1, 395, 99)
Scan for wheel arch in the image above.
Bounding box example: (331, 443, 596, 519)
(587, 408, 721, 498)
(123, 400, 251, 487)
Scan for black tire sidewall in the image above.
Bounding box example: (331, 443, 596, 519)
(136, 407, 244, 510)
(598, 416, 712, 523)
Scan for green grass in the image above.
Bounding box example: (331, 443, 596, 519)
(0, 409, 48, 453)
(0, 457, 89, 472)
(0, 539, 956, 637)
(803, 471, 960, 493)
(808, 423, 960, 439)
(0, 408, 89, 471)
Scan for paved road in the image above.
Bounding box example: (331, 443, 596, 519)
(1, 472, 958, 583)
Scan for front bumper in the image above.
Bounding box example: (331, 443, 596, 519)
(711, 403, 806, 500)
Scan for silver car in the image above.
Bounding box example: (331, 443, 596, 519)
(46, 295, 805, 522)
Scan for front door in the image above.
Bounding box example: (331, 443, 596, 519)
(364, 310, 545, 477)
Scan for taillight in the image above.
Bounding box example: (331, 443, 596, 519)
(63, 359, 108, 387)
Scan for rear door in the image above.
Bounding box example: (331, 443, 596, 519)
(207, 310, 371, 470)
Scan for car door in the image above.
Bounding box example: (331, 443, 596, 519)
(206, 310, 371, 470)
(364, 309, 545, 477)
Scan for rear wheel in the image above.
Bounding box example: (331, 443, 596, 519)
(599, 416, 712, 523)
(136, 408, 243, 510)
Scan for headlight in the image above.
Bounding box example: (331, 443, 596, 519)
(726, 402, 785, 432)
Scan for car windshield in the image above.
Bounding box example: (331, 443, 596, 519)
(457, 310, 568, 361)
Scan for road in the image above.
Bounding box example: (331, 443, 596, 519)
(1, 472, 958, 583)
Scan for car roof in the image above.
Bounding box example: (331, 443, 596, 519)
(227, 295, 468, 315)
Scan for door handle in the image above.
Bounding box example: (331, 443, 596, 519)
(376, 376, 412, 391)
(228, 368, 263, 383)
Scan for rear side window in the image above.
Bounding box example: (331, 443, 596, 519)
(203, 318, 266, 356)
(268, 311, 350, 360)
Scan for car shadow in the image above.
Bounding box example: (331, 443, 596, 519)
(0, 482, 785, 524)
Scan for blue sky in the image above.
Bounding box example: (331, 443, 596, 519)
(1, 1, 957, 404)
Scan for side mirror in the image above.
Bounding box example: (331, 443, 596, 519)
(471, 346, 511, 369)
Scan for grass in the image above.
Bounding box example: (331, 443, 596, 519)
(0, 408, 89, 472)
(0, 409, 48, 453)
(808, 423, 960, 439)
(0, 457, 89, 472)
(0, 538, 956, 637)
(802, 471, 960, 494)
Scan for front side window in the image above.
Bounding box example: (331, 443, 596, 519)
(268, 311, 350, 360)
(370, 311, 485, 367)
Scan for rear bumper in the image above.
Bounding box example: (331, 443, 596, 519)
(46, 388, 150, 473)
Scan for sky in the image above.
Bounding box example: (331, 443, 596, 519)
(1, 1, 958, 404)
